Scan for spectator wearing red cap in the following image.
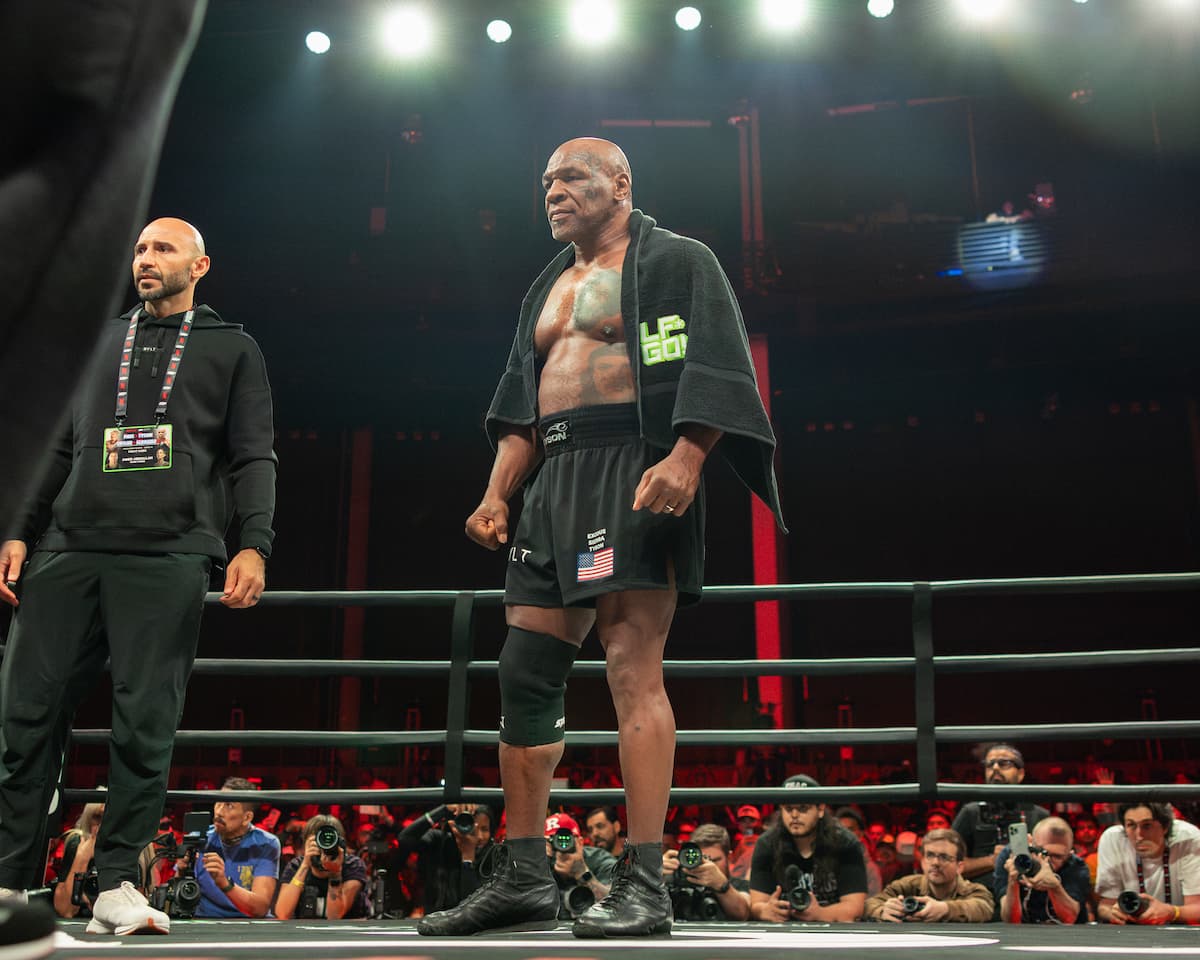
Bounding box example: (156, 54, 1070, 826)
(729, 805, 762, 881)
(545, 814, 616, 914)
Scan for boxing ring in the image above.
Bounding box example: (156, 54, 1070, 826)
(44, 572, 1200, 958)
(46, 916, 1200, 959)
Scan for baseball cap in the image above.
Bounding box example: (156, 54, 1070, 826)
(782, 773, 820, 789)
(544, 813, 581, 838)
(896, 831, 918, 857)
(736, 805, 762, 822)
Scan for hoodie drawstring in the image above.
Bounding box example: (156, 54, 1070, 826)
(150, 325, 167, 379)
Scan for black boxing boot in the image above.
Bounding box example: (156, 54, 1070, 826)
(416, 838, 559, 936)
(572, 843, 672, 938)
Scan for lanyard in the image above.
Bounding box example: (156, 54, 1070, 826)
(1136, 853, 1171, 904)
(114, 307, 195, 425)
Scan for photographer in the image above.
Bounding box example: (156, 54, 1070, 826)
(397, 803, 493, 914)
(866, 829, 993, 923)
(951, 744, 1049, 883)
(662, 824, 750, 921)
(749, 775, 867, 923)
(52, 803, 104, 918)
(996, 816, 1088, 925)
(193, 778, 279, 918)
(275, 815, 369, 920)
(585, 807, 625, 858)
(544, 814, 614, 917)
(1096, 802, 1200, 925)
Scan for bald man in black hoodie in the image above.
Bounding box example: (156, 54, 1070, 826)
(0, 218, 276, 935)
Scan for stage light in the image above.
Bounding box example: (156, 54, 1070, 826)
(867, 0, 894, 17)
(567, 0, 619, 44)
(955, 0, 1007, 23)
(486, 19, 512, 42)
(759, 0, 808, 32)
(675, 6, 702, 30)
(305, 31, 331, 54)
(382, 6, 435, 58)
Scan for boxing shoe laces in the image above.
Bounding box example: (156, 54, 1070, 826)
(416, 843, 558, 936)
(572, 844, 672, 938)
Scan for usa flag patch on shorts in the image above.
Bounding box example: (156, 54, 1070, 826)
(577, 548, 614, 582)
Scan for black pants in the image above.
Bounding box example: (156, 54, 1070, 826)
(0, 0, 206, 525)
(0, 550, 210, 891)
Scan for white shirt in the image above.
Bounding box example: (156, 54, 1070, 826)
(1095, 819, 1200, 902)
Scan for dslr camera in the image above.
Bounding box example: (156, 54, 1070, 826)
(550, 827, 576, 854)
(311, 824, 345, 870)
(783, 864, 813, 914)
(902, 896, 923, 917)
(1117, 891, 1149, 918)
(149, 810, 212, 919)
(70, 864, 100, 908)
(667, 842, 722, 921)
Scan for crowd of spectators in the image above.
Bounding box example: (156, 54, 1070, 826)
(44, 745, 1198, 924)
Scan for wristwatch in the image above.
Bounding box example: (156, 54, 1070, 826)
(579, 871, 594, 885)
(714, 879, 731, 894)
(222, 879, 235, 893)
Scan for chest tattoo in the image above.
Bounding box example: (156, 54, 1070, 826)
(571, 268, 622, 336)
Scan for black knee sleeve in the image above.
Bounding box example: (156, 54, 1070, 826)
(498, 627, 579, 746)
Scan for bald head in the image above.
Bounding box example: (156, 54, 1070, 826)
(1033, 817, 1073, 848)
(133, 217, 210, 316)
(140, 217, 205, 257)
(551, 138, 631, 185)
(542, 138, 633, 249)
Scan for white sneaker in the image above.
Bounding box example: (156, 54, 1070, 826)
(85, 881, 169, 935)
(0, 889, 27, 904)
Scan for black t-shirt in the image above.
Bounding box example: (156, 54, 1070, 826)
(749, 827, 868, 907)
(992, 845, 1091, 924)
(279, 853, 371, 918)
(396, 818, 484, 913)
(670, 875, 752, 921)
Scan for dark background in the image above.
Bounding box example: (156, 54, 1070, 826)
(22, 0, 1200, 789)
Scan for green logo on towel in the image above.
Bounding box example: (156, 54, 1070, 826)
(640, 315, 687, 366)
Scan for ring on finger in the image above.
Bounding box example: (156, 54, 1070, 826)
(664, 503, 675, 513)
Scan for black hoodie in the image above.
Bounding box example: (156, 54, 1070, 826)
(10, 304, 276, 563)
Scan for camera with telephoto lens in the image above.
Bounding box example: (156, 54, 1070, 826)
(550, 827, 576, 854)
(561, 884, 596, 919)
(679, 842, 703, 869)
(902, 896, 923, 916)
(70, 864, 100, 907)
(451, 811, 476, 834)
(311, 824, 345, 870)
(1118, 890, 1149, 917)
(667, 843, 722, 921)
(783, 864, 813, 913)
(149, 811, 211, 919)
(1012, 849, 1044, 878)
